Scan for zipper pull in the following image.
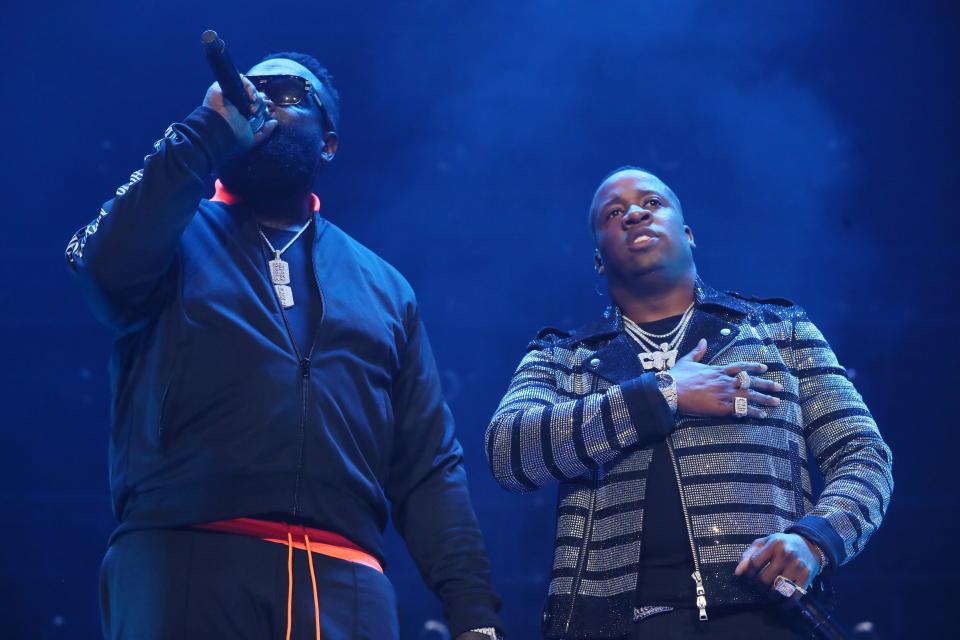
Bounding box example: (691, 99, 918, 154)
(691, 571, 708, 621)
(299, 358, 311, 379)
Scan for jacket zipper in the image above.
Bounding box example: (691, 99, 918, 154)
(660, 319, 735, 619)
(258, 222, 327, 517)
(666, 438, 709, 621)
(563, 472, 598, 636)
(707, 324, 737, 364)
(708, 328, 737, 365)
(291, 235, 326, 516)
(292, 353, 311, 516)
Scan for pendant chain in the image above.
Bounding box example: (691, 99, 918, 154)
(257, 219, 313, 310)
(623, 302, 695, 351)
(257, 218, 313, 258)
(626, 302, 695, 340)
(622, 302, 697, 371)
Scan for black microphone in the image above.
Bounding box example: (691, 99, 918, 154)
(774, 576, 853, 640)
(201, 30, 268, 133)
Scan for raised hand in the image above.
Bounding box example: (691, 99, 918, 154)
(670, 339, 782, 418)
(203, 75, 278, 150)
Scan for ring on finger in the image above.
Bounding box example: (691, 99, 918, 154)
(733, 396, 749, 418)
(736, 370, 751, 389)
(773, 575, 807, 599)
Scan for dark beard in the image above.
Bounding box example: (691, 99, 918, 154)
(218, 125, 324, 212)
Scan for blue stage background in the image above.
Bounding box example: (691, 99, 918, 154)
(1, 1, 956, 637)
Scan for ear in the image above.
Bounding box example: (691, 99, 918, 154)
(684, 224, 696, 249)
(320, 131, 339, 162)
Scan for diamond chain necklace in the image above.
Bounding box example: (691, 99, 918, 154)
(623, 302, 696, 370)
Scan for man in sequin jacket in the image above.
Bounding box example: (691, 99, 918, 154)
(485, 167, 892, 639)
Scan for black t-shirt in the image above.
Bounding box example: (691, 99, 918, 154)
(261, 224, 323, 355)
(628, 314, 696, 608)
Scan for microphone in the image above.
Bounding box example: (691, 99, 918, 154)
(201, 30, 268, 133)
(774, 576, 853, 640)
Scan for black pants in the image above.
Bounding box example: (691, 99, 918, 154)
(100, 528, 399, 640)
(629, 605, 813, 639)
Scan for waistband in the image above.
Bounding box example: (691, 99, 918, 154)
(196, 517, 383, 573)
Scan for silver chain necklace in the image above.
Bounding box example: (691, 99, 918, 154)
(257, 219, 313, 309)
(623, 302, 696, 370)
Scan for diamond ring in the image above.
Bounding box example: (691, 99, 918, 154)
(733, 396, 749, 418)
(773, 575, 807, 599)
(736, 370, 751, 390)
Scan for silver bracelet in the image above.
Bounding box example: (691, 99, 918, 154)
(799, 536, 829, 570)
(811, 542, 829, 570)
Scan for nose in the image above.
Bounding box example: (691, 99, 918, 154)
(622, 204, 651, 226)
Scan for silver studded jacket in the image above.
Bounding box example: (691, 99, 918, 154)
(485, 281, 893, 639)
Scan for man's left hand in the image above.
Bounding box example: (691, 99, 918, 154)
(733, 532, 823, 590)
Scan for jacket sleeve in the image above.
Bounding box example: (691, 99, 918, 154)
(484, 336, 673, 493)
(385, 302, 501, 637)
(65, 106, 237, 332)
(785, 308, 894, 567)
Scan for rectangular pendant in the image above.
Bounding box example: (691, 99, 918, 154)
(274, 284, 295, 309)
(269, 259, 290, 285)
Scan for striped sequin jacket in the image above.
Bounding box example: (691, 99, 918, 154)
(485, 281, 892, 639)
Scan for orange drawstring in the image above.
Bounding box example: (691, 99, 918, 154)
(284, 529, 322, 640)
(198, 519, 379, 640)
(304, 534, 322, 640)
(286, 531, 294, 640)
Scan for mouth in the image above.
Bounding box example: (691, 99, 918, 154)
(628, 232, 658, 250)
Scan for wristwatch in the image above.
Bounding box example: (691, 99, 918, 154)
(655, 371, 678, 414)
(468, 628, 501, 640)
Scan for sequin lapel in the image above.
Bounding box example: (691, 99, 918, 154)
(587, 332, 648, 385)
(679, 308, 741, 365)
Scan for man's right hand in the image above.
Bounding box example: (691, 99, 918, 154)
(670, 339, 782, 418)
(203, 75, 277, 151)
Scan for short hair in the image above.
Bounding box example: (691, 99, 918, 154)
(588, 165, 683, 239)
(261, 51, 340, 131)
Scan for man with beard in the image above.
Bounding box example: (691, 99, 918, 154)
(485, 167, 892, 639)
(66, 53, 502, 640)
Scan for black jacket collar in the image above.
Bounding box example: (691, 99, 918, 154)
(566, 279, 748, 383)
(569, 278, 750, 343)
